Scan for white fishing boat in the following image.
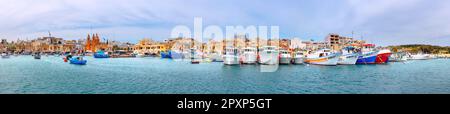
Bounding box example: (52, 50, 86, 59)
(1, 52, 10, 58)
(241, 47, 257, 64)
(409, 53, 429, 60)
(389, 52, 408, 62)
(338, 47, 359, 65)
(34, 52, 41, 59)
(259, 46, 279, 65)
(279, 50, 291, 64)
(292, 51, 305, 64)
(223, 47, 240, 65)
(210, 52, 224, 62)
(304, 49, 340, 66)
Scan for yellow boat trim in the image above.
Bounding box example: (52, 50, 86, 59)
(305, 58, 328, 63)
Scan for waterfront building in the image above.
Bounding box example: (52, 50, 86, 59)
(324, 33, 354, 51)
(85, 33, 110, 52)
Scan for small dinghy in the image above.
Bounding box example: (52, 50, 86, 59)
(69, 56, 87, 65)
(34, 53, 41, 59)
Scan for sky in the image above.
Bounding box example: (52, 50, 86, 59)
(0, 0, 449, 46)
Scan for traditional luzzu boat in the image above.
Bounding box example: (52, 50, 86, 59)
(338, 46, 359, 65)
(304, 49, 340, 66)
(69, 56, 87, 65)
(93, 50, 109, 58)
(375, 49, 392, 64)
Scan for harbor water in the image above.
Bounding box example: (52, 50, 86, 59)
(1, 56, 449, 94)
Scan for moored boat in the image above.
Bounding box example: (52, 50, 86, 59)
(279, 50, 291, 64)
(409, 53, 430, 60)
(389, 52, 408, 62)
(259, 46, 279, 65)
(356, 44, 377, 64)
(338, 47, 359, 65)
(223, 47, 240, 65)
(93, 50, 109, 58)
(304, 49, 340, 66)
(34, 52, 41, 59)
(210, 52, 224, 62)
(293, 51, 305, 64)
(375, 49, 392, 64)
(1, 52, 10, 58)
(241, 47, 257, 64)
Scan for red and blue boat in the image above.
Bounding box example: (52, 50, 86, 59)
(356, 44, 392, 64)
(356, 51, 378, 64)
(356, 44, 377, 64)
(375, 49, 392, 64)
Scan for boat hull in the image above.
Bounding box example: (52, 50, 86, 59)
(293, 57, 304, 64)
(259, 53, 279, 65)
(356, 52, 378, 64)
(375, 53, 391, 64)
(305, 56, 339, 66)
(279, 57, 291, 64)
(94, 53, 109, 58)
(69, 59, 87, 65)
(241, 54, 257, 64)
(223, 55, 240, 65)
(338, 55, 358, 65)
(211, 53, 224, 62)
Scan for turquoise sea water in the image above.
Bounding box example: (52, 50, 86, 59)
(1, 55, 449, 94)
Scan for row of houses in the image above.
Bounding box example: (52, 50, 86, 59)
(0, 33, 366, 54)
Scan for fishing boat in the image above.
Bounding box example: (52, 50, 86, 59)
(409, 52, 429, 60)
(292, 51, 305, 64)
(160, 50, 171, 58)
(210, 52, 224, 62)
(338, 47, 359, 65)
(241, 47, 257, 64)
(135, 53, 146, 58)
(304, 49, 340, 66)
(1, 52, 9, 58)
(375, 49, 392, 64)
(279, 50, 291, 64)
(389, 52, 408, 62)
(160, 50, 183, 59)
(356, 44, 377, 64)
(69, 56, 87, 65)
(34, 52, 41, 59)
(223, 47, 240, 65)
(259, 46, 279, 65)
(93, 50, 109, 58)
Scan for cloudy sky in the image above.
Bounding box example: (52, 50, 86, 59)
(0, 0, 449, 46)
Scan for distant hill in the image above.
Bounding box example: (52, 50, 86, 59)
(387, 44, 450, 54)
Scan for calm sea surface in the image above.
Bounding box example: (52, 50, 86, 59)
(1, 55, 449, 94)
